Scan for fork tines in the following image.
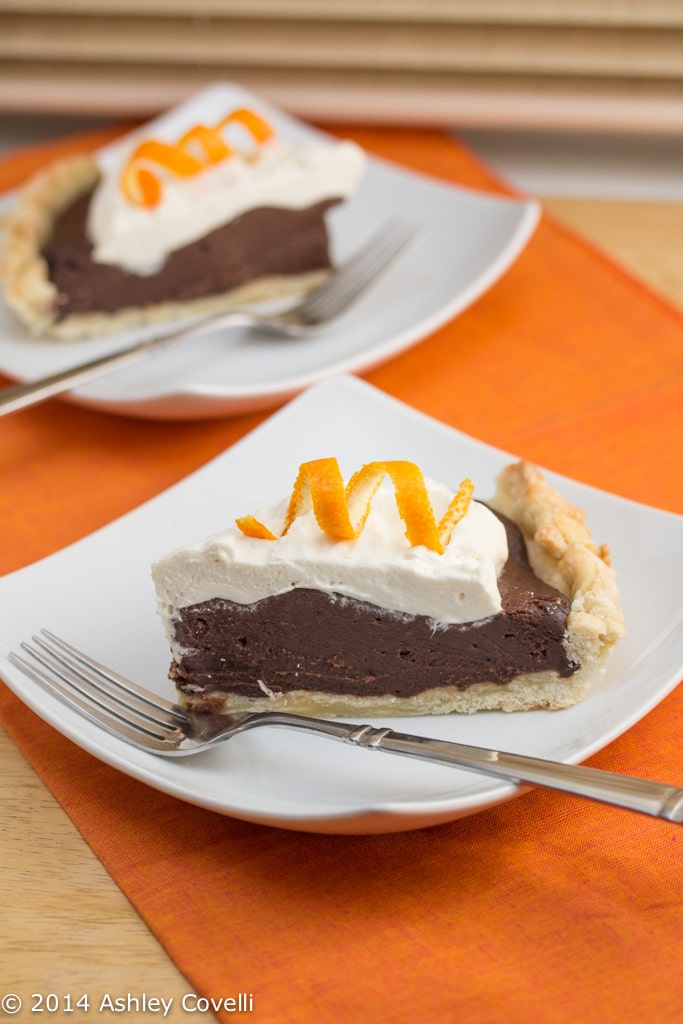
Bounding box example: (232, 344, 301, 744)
(10, 630, 186, 753)
(300, 220, 418, 323)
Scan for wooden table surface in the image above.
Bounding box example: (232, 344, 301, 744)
(1, 195, 681, 1018)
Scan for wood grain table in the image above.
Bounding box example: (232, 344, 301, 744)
(1, 195, 681, 1019)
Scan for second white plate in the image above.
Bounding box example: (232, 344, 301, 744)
(0, 376, 681, 833)
(0, 83, 539, 420)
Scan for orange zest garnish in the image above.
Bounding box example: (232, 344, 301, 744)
(235, 459, 474, 555)
(178, 124, 232, 164)
(120, 163, 162, 208)
(120, 107, 274, 208)
(233, 515, 278, 541)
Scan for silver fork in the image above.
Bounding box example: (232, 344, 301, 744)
(0, 221, 417, 417)
(9, 630, 683, 824)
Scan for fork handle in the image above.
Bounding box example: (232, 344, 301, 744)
(258, 715, 683, 823)
(0, 311, 252, 416)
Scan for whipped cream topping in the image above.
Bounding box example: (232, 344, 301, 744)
(152, 478, 509, 633)
(87, 136, 365, 275)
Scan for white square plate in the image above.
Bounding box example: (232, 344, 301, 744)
(1, 376, 681, 833)
(0, 83, 539, 421)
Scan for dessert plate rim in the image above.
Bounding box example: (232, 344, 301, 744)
(0, 82, 539, 421)
(0, 375, 681, 834)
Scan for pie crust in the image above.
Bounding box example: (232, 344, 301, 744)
(0, 154, 329, 341)
(484, 460, 625, 710)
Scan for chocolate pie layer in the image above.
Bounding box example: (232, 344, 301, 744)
(168, 513, 577, 709)
(43, 190, 337, 321)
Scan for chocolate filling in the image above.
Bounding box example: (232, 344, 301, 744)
(42, 188, 337, 320)
(168, 511, 578, 705)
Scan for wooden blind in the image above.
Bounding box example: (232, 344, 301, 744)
(1, 1, 682, 132)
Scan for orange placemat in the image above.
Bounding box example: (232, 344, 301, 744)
(1, 125, 682, 1024)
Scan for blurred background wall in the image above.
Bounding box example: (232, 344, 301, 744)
(0, 0, 681, 133)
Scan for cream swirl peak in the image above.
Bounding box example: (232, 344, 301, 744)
(152, 478, 509, 634)
(87, 135, 365, 275)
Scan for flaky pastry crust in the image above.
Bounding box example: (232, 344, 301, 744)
(0, 154, 329, 341)
(0, 155, 98, 338)
(489, 460, 625, 684)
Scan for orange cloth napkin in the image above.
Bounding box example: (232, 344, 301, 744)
(1, 125, 682, 1024)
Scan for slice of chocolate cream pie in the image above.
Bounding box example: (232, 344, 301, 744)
(151, 459, 624, 717)
(0, 107, 364, 340)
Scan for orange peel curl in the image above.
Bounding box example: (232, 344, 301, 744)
(120, 107, 274, 208)
(235, 458, 474, 555)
